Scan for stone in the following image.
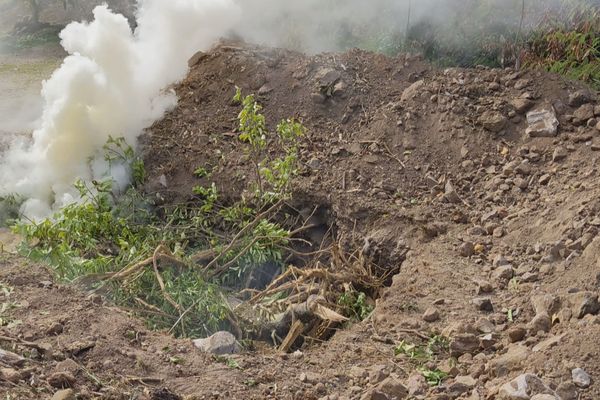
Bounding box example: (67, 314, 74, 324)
(369, 365, 390, 384)
(376, 377, 409, 399)
(526, 107, 559, 137)
(493, 255, 511, 267)
(450, 334, 480, 356)
(528, 313, 552, 334)
(51, 389, 75, 400)
(531, 294, 561, 316)
(493, 265, 514, 281)
(556, 382, 578, 400)
(401, 80, 425, 102)
(507, 326, 527, 342)
(573, 104, 595, 121)
(498, 373, 557, 400)
(473, 297, 494, 312)
(567, 291, 599, 318)
(48, 371, 76, 388)
(192, 331, 240, 355)
(552, 147, 568, 162)
(571, 368, 591, 388)
(460, 242, 475, 257)
(0, 368, 21, 383)
(406, 373, 428, 397)
(444, 180, 461, 203)
(489, 346, 530, 377)
(479, 111, 508, 132)
(511, 98, 534, 114)
(532, 334, 565, 352)
(423, 307, 440, 323)
(55, 359, 79, 374)
(476, 281, 494, 294)
(568, 89, 593, 107)
(514, 79, 530, 90)
(530, 395, 558, 400)
(475, 317, 496, 334)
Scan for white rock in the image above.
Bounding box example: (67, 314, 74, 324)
(572, 367, 591, 388)
(192, 331, 240, 355)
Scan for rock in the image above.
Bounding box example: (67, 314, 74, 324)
(192, 331, 240, 355)
(552, 147, 568, 162)
(475, 317, 496, 334)
(450, 334, 480, 356)
(573, 104, 595, 121)
(556, 382, 578, 400)
(55, 359, 79, 375)
(473, 297, 494, 312)
(539, 174, 551, 185)
(443, 180, 461, 203)
(493, 255, 511, 268)
(531, 294, 561, 316)
(530, 395, 558, 400)
(511, 98, 534, 114)
(423, 307, 440, 323)
(493, 265, 514, 281)
(527, 313, 552, 334)
(460, 242, 475, 257)
(498, 373, 557, 400)
(567, 291, 599, 318)
(514, 79, 530, 90)
(489, 345, 530, 377)
(369, 365, 390, 384)
(407, 373, 428, 397)
(479, 111, 508, 132)
(51, 389, 75, 400)
(476, 281, 494, 294)
(507, 326, 527, 343)
(526, 107, 559, 137)
(48, 371, 76, 388)
(571, 368, 591, 388)
(46, 322, 64, 336)
(0, 368, 21, 383)
(568, 89, 593, 107)
(375, 377, 409, 399)
(533, 334, 565, 352)
(401, 80, 425, 102)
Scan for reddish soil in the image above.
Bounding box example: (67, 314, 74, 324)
(2, 41, 600, 400)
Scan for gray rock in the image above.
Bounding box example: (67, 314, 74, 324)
(460, 242, 475, 257)
(567, 291, 599, 318)
(193, 331, 240, 355)
(498, 373, 557, 399)
(444, 180, 461, 204)
(572, 368, 591, 388)
(568, 90, 593, 107)
(526, 107, 559, 137)
(556, 382, 579, 400)
(530, 395, 558, 400)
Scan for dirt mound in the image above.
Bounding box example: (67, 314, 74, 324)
(2, 42, 600, 399)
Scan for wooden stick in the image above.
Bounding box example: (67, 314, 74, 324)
(278, 320, 304, 353)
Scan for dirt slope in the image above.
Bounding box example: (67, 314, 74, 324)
(2, 41, 600, 399)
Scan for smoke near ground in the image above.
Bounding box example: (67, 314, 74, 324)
(0, 0, 240, 219)
(0, 0, 597, 219)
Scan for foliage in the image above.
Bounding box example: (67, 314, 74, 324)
(13, 95, 305, 338)
(337, 290, 373, 321)
(394, 335, 451, 386)
(523, 1, 600, 89)
(233, 87, 304, 202)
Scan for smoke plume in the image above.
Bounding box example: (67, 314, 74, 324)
(0, 0, 240, 219)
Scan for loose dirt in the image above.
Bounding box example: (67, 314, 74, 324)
(2, 40, 600, 399)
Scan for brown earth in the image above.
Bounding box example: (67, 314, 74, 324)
(2, 41, 600, 399)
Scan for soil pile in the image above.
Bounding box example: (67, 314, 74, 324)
(2, 41, 600, 399)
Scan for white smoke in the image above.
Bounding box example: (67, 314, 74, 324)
(0, 0, 240, 220)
